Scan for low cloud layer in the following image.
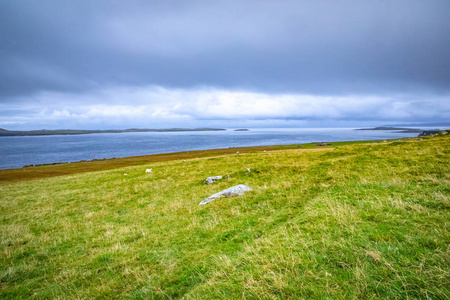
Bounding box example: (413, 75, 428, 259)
(2, 87, 448, 129)
(1, 0, 449, 129)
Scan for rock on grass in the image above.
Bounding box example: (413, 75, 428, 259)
(199, 184, 252, 205)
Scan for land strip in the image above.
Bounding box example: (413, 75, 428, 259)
(0, 127, 225, 136)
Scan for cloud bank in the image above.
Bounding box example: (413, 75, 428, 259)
(2, 87, 448, 129)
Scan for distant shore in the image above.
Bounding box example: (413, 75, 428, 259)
(356, 127, 423, 133)
(0, 128, 226, 137)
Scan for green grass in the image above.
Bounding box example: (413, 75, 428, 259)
(0, 135, 449, 299)
(0, 144, 319, 184)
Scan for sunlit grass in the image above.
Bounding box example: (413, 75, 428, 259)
(0, 135, 449, 299)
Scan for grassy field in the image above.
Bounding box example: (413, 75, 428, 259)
(0, 141, 380, 184)
(0, 134, 449, 299)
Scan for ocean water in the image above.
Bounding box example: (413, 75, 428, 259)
(0, 128, 421, 170)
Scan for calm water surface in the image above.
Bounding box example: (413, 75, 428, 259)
(0, 128, 420, 170)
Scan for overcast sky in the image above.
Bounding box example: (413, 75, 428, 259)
(1, 0, 449, 130)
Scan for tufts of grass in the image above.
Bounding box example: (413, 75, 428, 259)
(0, 135, 449, 299)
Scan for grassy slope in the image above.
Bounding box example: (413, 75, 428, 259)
(0, 144, 311, 184)
(0, 136, 449, 299)
(0, 140, 387, 184)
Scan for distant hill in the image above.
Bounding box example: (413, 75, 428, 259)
(0, 128, 226, 136)
(356, 127, 423, 133)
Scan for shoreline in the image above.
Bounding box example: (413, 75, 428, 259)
(0, 138, 409, 184)
(0, 127, 428, 171)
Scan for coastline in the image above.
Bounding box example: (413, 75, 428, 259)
(0, 138, 399, 184)
(0, 127, 426, 171)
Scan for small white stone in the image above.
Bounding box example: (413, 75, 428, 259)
(204, 176, 222, 184)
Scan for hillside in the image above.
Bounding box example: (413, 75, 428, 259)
(0, 134, 449, 299)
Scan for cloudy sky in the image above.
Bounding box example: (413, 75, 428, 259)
(1, 0, 449, 130)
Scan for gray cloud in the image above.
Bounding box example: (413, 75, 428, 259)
(2, 87, 449, 130)
(0, 0, 449, 128)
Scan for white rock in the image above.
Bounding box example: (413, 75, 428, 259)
(199, 184, 252, 205)
(204, 176, 222, 184)
(146, 168, 152, 173)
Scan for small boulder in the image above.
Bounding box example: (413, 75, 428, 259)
(317, 142, 331, 146)
(204, 176, 222, 184)
(199, 184, 252, 205)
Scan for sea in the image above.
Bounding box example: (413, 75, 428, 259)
(0, 128, 425, 170)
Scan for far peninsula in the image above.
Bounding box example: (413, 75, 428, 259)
(0, 128, 226, 137)
(356, 127, 423, 133)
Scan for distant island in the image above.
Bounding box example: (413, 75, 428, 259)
(234, 129, 249, 131)
(356, 127, 423, 133)
(0, 128, 226, 137)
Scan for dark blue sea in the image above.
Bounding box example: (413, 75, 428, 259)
(0, 128, 421, 170)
